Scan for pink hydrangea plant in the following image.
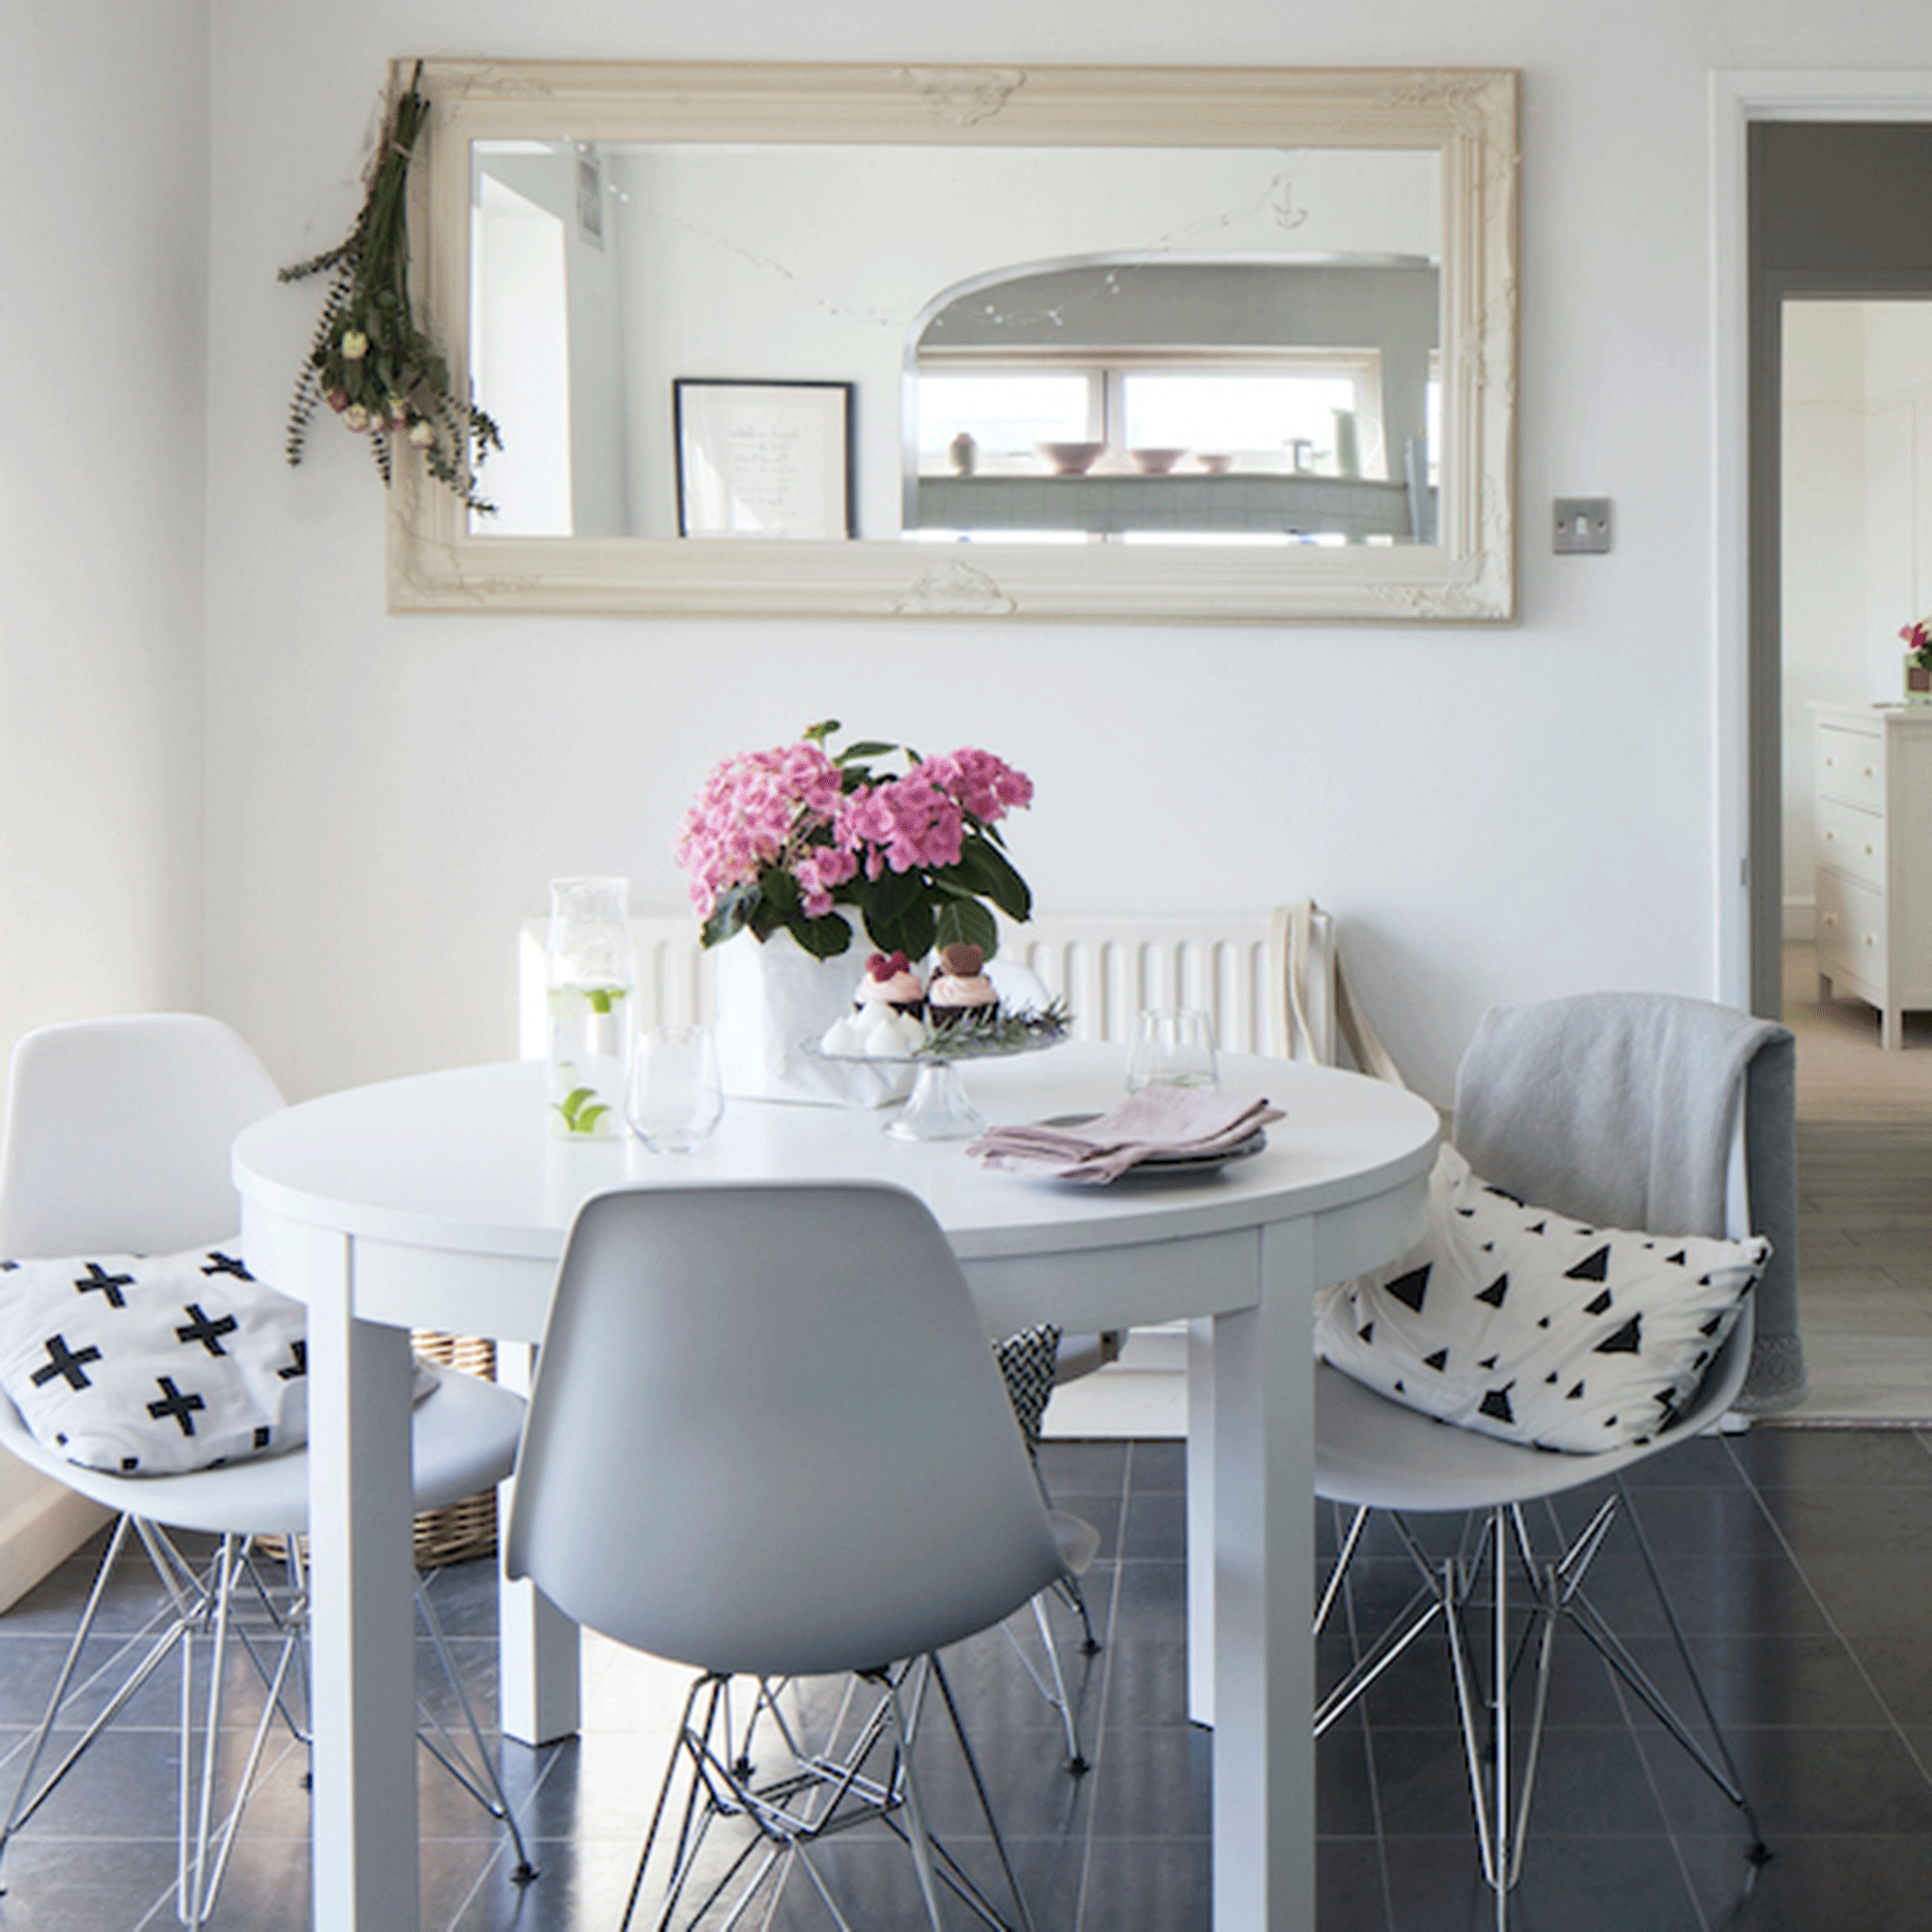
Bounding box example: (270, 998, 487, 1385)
(674, 721, 1034, 959)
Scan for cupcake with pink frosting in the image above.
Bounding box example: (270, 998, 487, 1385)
(926, 943, 1000, 1029)
(856, 951, 926, 1021)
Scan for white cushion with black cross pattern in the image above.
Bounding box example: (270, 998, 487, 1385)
(1314, 1146, 1771, 1454)
(0, 1244, 312, 1475)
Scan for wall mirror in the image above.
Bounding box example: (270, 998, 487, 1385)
(391, 61, 1517, 621)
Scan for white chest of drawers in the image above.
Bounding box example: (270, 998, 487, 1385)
(1812, 702, 1932, 1050)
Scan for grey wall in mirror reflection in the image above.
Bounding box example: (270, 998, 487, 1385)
(469, 138, 1440, 545)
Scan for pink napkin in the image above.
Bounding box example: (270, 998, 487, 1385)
(967, 1086, 1282, 1184)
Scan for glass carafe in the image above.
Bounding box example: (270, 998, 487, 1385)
(545, 877, 634, 1137)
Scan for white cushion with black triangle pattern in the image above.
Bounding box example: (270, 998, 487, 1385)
(1314, 1146, 1771, 1454)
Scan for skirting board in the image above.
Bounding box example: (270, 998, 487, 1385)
(0, 1466, 107, 1615)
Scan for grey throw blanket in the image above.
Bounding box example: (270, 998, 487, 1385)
(1452, 992, 1804, 1414)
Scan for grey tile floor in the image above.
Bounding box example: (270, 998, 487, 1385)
(2, 1430, 1932, 1929)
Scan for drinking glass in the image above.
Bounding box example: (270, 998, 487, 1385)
(627, 1024, 724, 1152)
(1125, 1008, 1219, 1093)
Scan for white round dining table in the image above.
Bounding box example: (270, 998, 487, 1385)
(233, 1044, 1438, 1932)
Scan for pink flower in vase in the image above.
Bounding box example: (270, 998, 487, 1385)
(672, 722, 1034, 956)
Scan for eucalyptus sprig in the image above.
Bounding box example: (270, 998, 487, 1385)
(916, 1000, 1071, 1061)
(280, 62, 501, 512)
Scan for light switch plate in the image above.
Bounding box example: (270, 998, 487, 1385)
(1553, 497, 1612, 554)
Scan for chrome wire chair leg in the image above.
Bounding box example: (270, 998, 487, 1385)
(1440, 1507, 1559, 1921)
(617, 1675, 718, 1932)
(620, 1662, 1033, 1932)
(1314, 1508, 1449, 1739)
(1574, 1477, 1770, 1867)
(1315, 1503, 1373, 1638)
(929, 1653, 1038, 1932)
(1056, 1571, 1100, 1655)
(412, 1573, 538, 1884)
(0, 1518, 299, 1930)
(1331, 1485, 1772, 1922)
(175, 1534, 303, 1929)
(999, 1595, 1089, 1774)
(0, 1514, 156, 1888)
(884, 1659, 950, 1932)
(230, 1539, 311, 1747)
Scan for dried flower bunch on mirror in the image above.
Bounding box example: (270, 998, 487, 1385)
(675, 720, 1034, 961)
(279, 61, 501, 511)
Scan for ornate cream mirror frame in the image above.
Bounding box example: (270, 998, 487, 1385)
(389, 61, 1517, 622)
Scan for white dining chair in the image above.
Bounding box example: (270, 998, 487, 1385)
(0, 1014, 537, 1924)
(1313, 994, 1783, 1924)
(506, 1179, 1099, 1932)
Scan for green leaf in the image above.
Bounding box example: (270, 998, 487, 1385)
(699, 903, 746, 949)
(934, 898, 998, 958)
(934, 844, 1005, 906)
(864, 897, 936, 961)
(802, 719, 840, 743)
(785, 912, 855, 958)
(964, 836, 1032, 922)
(837, 740, 898, 762)
(585, 986, 627, 1015)
(554, 1087, 611, 1133)
(867, 864, 924, 921)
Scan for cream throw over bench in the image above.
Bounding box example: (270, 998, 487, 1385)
(516, 908, 1342, 1436)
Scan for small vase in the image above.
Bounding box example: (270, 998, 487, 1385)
(1906, 653, 1932, 705)
(545, 877, 634, 1137)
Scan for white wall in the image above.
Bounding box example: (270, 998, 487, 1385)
(0, 0, 210, 1058)
(197, 1, 1932, 1112)
(0, 0, 211, 1609)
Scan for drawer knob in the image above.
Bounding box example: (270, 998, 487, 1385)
(1864, 932, 1877, 947)
(1826, 829, 1836, 841)
(1864, 843, 1875, 857)
(1863, 766, 1876, 779)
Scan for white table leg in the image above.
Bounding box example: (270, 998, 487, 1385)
(302, 1224, 421, 1932)
(494, 1342, 582, 1745)
(1210, 1217, 1317, 1932)
(1185, 1315, 1217, 1727)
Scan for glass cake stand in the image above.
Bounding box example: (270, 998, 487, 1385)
(806, 1013, 1069, 1141)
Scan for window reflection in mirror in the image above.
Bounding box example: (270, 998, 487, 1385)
(467, 137, 1440, 547)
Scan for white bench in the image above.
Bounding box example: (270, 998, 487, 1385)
(518, 907, 1337, 1435)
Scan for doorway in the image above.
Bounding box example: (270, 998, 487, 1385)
(1745, 116, 1932, 1419)
(1747, 119, 1932, 1019)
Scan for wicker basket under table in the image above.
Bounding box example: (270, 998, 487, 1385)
(409, 1332, 501, 1567)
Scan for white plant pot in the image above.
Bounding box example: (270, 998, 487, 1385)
(711, 927, 912, 1108)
